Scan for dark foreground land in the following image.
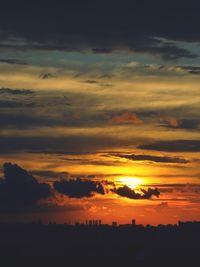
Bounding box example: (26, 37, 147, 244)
(0, 221, 199, 267)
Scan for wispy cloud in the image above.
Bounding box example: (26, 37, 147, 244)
(112, 153, 189, 164)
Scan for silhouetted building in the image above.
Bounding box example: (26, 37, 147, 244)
(132, 219, 136, 226)
(0, 220, 199, 267)
(112, 221, 118, 227)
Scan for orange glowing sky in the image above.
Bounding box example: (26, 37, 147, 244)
(0, 2, 200, 225)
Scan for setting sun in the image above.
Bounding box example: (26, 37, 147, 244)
(117, 176, 143, 189)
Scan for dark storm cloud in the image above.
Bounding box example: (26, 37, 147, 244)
(112, 153, 189, 164)
(112, 185, 160, 199)
(0, 163, 86, 213)
(0, 163, 51, 211)
(54, 178, 105, 198)
(0, 1, 199, 59)
(139, 140, 200, 152)
(0, 88, 34, 95)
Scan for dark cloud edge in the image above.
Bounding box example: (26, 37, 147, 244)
(138, 140, 200, 152)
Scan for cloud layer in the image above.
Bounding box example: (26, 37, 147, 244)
(113, 153, 189, 164)
(139, 140, 200, 152)
(0, 1, 199, 59)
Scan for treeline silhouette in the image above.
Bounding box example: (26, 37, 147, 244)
(0, 220, 199, 267)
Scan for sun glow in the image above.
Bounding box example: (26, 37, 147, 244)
(117, 177, 143, 189)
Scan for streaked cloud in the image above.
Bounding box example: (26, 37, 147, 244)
(0, 88, 34, 95)
(139, 140, 200, 152)
(112, 153, 189, 164)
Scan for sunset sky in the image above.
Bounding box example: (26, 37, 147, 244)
(0, 1, 200, 225)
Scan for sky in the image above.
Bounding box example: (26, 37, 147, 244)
(0, 0, 200, 225)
